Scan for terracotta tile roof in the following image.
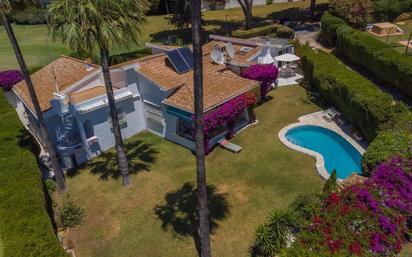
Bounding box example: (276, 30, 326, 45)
(13, 56, 99, 113)
(69, 86, 107, 104)
(138, 44, 259, 113)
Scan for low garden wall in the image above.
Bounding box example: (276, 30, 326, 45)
(0, 92, 67, 257)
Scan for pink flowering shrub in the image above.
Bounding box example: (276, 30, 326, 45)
(202, 92, 257, 153)
(241, 64, 279, 99)
(0, 70, 23, 91)
(284, 157, 412, 256)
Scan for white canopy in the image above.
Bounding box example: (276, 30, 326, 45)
(275, 53, 300, 62)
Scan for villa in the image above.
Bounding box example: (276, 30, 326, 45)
(11, 36, 298, 170)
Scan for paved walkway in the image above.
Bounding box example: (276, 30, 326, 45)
(294, 22, 332, 53)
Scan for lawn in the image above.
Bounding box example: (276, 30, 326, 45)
(365, 19, 412, 55)
(0, 0, 328, 70)
(62, 86, 324, 257)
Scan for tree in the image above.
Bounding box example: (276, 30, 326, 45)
(167, 0, 191, 30)
(192, 0, 212, 256)
(0, 0, 66, 192)
(309, 0, 316, 21)
(323, 169, 338, 196)
(251, 209, 295, 257)
(236, 0, 254, 29)
(48, 0, 148, 187)
(241, 64, 279, 100)
(329, 0, 373, 29)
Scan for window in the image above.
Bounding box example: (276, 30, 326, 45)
(176, 118, 194, 141)
(108, 108, 128, 131)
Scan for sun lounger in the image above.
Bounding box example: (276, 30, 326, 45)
(218, 139, 242, 154)
(323, 108, 340, 122)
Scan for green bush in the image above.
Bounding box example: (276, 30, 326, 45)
(329, 0, 373, 28)
(250, 209, 295, 257)
(232, 24, 294, 39)
(232, 24, 279, 39)
(0, 92, 67, 257)
(58, 196, 85, 229)
(362, 131, 412, 174)
(45, 179, 57, 194)
(297, 44, 408, 141)
(109, 48, 152, 65)
(320, 12, 347, 46)
(321, 12, 412, 99)
(276, 25, 295, 39)
(11, 8, 47, 25)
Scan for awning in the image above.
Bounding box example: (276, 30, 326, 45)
(275, 53, 300, 62)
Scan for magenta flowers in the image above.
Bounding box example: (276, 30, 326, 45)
(0, 70, 23, 91)
(202, 92, 257, 153)
(293, 157, 412, 256)
(241, 64, 279, 99)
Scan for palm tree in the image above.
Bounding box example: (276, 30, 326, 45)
(48, 0, 148, 187)
(1, 0, 66, 192)
(236, 0, 254, 29)
(191, 0, 212, 257)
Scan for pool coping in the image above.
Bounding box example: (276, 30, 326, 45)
(278, 113, 366, 181)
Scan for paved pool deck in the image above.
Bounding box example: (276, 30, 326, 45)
(278, 110, 368, 180)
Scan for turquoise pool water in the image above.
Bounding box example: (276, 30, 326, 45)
(285, 125, 362, 179)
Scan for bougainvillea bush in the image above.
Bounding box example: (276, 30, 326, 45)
(241, 64, 278, 99)
(202, 92, 257, 153)
(0, 70, 22, 91)
(282, 158, 412, 256)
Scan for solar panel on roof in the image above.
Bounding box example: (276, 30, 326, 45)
(166, 49, 190, 74)
(178, 47, 193, 68)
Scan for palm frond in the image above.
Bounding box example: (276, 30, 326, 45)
(48, 0, 148, 55)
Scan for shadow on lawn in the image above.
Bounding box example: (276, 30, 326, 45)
(68, 139, 159, 180)
(154, 182, 229, 256)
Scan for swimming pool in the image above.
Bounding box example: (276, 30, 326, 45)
(285, 125, 362, 179)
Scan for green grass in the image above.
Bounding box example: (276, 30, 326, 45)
(61, 86, 324, 257)
(0, 0, 327, 70)
(365, 20, 412, 55)
(401, 243, 412, 257)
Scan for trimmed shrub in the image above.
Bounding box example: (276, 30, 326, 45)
(276, 25, 295, 39)
(320, 12, 412, 99)
(297, 44, 408, 141)
(11, 8, 47, 25)
(231, 24, 294, 39)
(362, 131, 412, 174)
(320, 12, 347, 46)
(0, 92, 67, 257)
(232, 24, 279, 39)
(336, 25, 412, 98)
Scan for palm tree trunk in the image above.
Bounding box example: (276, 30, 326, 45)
(100, 47, 130, 187)
(2, 16, 66, 192)
(192, 1, 211, 257)
(237, 0, 253, 29)
(309, 0, 316, 21)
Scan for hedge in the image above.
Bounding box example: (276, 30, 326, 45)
(11, 9, 47, 25)
(321, 12, 412, 99)
(320, 12, 347, 46)
(0, 92, 67, 257)
(297, 44, 408, 142)
(232, 24, 294, 39)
